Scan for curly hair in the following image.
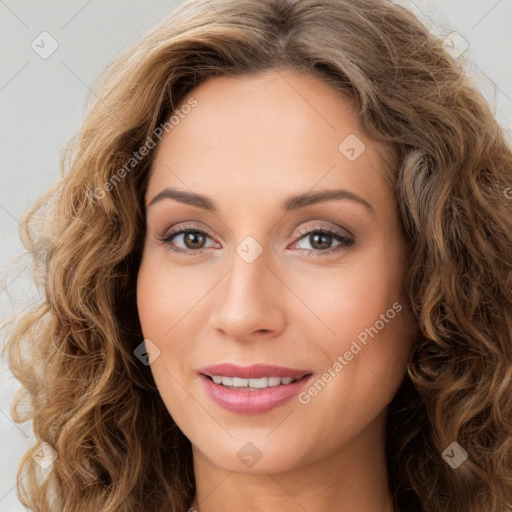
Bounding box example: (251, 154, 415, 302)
(2, 0, 512, 511)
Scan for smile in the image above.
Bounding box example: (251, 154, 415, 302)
(206, 375, 301, 389)
(199, 372, 313, 414)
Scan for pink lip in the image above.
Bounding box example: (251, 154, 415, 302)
(198, 363, 312, 379)
(197, 363, 314, 414)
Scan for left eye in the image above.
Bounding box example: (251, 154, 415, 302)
(292, 229, 354, 254)
(160, 226, 354, 256)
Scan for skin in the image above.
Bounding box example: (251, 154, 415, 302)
(137, 67, 419, 512)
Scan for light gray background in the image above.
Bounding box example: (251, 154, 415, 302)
(1, 1, 511, 509)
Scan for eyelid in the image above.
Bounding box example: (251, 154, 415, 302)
(293, 221, 353, 240)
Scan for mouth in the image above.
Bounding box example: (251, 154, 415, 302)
(197, 363, 314, 414)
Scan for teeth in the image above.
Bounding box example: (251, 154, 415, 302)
(209, 375, 300, 389)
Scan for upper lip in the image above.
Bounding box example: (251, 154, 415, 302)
(198, 363, 313, 379)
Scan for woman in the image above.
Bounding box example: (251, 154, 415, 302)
(2, 0, 512, 511)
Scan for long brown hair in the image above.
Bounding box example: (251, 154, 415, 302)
(2, 0, 512, 510)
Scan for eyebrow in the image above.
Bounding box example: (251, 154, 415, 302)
(148, 186, 374, 214)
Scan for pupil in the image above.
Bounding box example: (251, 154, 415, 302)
(185, 232, 205, 249)
(311, 233, 331, 250)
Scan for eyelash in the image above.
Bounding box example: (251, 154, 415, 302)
(158, 223, 354, 257)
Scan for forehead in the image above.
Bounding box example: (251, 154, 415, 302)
(147, 69, 395, 213)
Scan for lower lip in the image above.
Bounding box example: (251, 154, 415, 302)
(199, 374, 313, 414)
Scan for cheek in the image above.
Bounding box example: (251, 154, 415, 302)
(136, 251, 213, 384)
(291, 249, 406, 345)
(295, 289, 412, 449)
(136, 255, 198, 421)
(294, 242, 412, 401)
(136, 249, 207, 337)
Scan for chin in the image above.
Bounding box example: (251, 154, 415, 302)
(189, 430, 313, 475)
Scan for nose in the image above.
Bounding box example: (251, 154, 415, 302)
(209, 243, 287, 343)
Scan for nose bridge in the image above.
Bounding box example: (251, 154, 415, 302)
(211, 237, 286, 338)
(228, 242, 269, 301)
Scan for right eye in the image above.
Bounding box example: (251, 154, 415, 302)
(159, 225, 219, 255)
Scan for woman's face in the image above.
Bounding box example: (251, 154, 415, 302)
(137, 68, 418, 475)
